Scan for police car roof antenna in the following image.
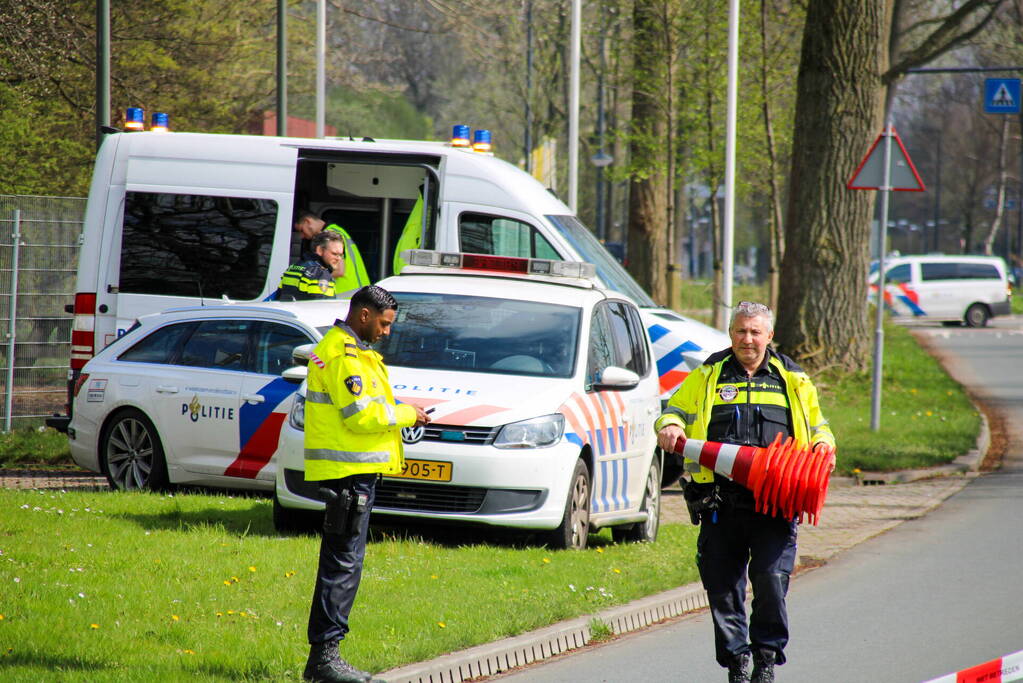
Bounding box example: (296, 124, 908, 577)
(194, 278, 205, 307)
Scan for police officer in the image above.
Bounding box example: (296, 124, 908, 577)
(278, 230, 345, 300)
(302, 285, 430, 683)
(655, 301, 835, 683)
(294, 210, 370, 294)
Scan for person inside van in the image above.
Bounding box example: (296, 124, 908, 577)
(294, 210, 370, 295)
(277, 229, 345, 300)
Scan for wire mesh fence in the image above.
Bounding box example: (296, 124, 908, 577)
(0, 195, 85, 430)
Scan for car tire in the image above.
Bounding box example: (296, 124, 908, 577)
(545, 459, 591, 550)
(272, 494, 321, 535)
(99, 408, 170, 491)
(965, 303, 989, 328)
(612, 457, 662, 544)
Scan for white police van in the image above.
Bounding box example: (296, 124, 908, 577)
(274, 251, 663, 549)
(869, 254, 1012, 327)
(55, 124, 725, 434)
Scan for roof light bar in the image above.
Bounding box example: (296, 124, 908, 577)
(125, 107, 145, 131)
(150, 112, 169, 132)
(400, 250, 596, 280)
(450, 124, 471, 148)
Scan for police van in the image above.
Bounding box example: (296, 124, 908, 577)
(55, 123, 726, 435)
(869, 254, 1012, 327)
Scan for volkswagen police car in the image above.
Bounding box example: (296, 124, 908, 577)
(274, 251, 663, 549)
(66, 300, 346, 492)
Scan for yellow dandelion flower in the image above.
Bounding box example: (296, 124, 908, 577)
(227, 610, 235, 615)
(0, 614, 4, 620)
(542, 558, 551, 564)
(910, 388, 918, 394)
(231, 576, 240, 583)
(853, 468, 861, 474)
(926, 411, 933, 417)
(223, 580, 232, 586)
(437, 622, 446, 628)
(430, 574, 438, 579)
(596, 548, 604, 553)
(182, 649, 195, 655)
(216, 612, 223, 617)
(613, 568, 621, 574)
(171, 615, 179, 622)
(248, 566, 256, 573)
(285, 571, 296, 578)
(90, 623, 99, 630)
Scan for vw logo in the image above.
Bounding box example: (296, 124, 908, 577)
(401, 425, 425, 444)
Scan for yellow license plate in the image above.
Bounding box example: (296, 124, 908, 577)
(389, 459, 453, 482)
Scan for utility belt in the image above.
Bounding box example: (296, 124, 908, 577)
(681, 476, 756, 525)
(319, 481, 371, 536)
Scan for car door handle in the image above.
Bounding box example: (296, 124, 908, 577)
(242, 394, 265, 404)
(156, 385, 179, 394)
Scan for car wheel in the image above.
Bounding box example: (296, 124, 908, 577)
(965, 303, 989, 328)
(612, 457, 662, 544)
(273, 493, 321, 535)
(546, 459, 591, 550)
(100, 408, 169, 491)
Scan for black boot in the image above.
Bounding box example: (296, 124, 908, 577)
(726, 652, 752, 683)
(303, 640, 371, 683)
(751, 649, 776, 683)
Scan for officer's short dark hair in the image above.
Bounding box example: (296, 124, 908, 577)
(310, 229, 343, 251)
(350, 285, 398, 313)
(295, 209, 319, 226)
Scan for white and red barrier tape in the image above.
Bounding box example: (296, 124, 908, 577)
(922, 649, 1023, 683)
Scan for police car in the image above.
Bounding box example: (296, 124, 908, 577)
(274, 251, 663, 549)
(66, 300, 346, 491)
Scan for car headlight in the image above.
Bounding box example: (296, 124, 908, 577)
(493, 414, 565, 449)
(289, 393, 305, 431)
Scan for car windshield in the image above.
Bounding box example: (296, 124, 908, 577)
(545, 214, 656, 307)
(377, 292, 581, 378)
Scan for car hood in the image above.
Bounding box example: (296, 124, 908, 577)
(389, 366, 575, 428)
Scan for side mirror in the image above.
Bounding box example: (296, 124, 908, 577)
(593, 365, 640, 391)
(292, 343, 315, 367)
(282, 366, 308, 384)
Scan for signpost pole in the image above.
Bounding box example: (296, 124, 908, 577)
(870, 121, 894, 432)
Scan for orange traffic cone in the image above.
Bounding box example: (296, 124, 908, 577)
(672, 434, 836, 525)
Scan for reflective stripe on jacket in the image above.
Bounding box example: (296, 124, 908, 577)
(277, 258, 336, 300)
(325, 224, 370, 294)
(655, 349, 836, 483)
(304, 321, 417, 481)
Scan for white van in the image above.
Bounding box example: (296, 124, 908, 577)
(55, 128, 727, 432)
(869, 254, 1012, 327)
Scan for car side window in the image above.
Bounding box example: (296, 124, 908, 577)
(622, 303, 651, 377)
(920, 262, 957, 281)
(885, 263, 912, 284)
(177, 320, 253, 372)
(255, 322, 315, 375)
(459, 212, 560, 259)
(586, 305, 616, 389)
(118, 322, 197, 364)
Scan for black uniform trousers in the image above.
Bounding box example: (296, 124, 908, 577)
(307, 473, 377, 645)
(696, 495, 798, 668)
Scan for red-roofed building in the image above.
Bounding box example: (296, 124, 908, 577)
(250, 112, 337, 138)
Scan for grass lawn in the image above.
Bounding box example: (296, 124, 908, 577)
(0, 488, 699, 682)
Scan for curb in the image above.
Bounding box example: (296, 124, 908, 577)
(378, 411, 992, 683)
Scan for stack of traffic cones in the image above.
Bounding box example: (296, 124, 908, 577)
(672, 434, 836, 525)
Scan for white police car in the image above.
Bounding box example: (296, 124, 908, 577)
(274, 252, 663, 549)
(67, 300, 346, 491)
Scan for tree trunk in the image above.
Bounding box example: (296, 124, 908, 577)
(775, 0, 891, 373)
(981, 116, 1009, 256)
(626, 0, 669, 304)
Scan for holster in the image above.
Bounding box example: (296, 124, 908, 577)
(681, 479, 721, 525)
(319, 486, 354, 536)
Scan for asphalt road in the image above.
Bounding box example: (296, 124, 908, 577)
(493, 318, 1023, 683)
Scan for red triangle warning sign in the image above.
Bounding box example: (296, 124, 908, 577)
(847, 126, 926, 192)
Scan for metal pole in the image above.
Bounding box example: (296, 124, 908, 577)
(277, 0, 287, 137)
(316, 0, 325, 139)
(870, 121, 894, 432)
(95, 0, 110, 149)
(5, 211, 21, 432)
(933, 135, 941, 252)
(525, 0, 533, 174)
(567, 0, 581, 213)
(379, 198, 392, 280)
(719, 0, 740, 331)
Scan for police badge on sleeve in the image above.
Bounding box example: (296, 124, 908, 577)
(344, 375, 363, 396)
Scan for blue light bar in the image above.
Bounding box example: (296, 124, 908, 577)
(150, 112, 169, 133)
(450, 124, 470, 148)
(472, 129, 492, 153)
(125, 107, 145, 131)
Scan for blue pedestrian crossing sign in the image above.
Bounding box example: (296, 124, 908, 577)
(984, 78, 1021, 114)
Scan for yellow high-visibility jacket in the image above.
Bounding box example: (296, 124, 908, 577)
(391, 194, 423, 275)
(654, 350, 836, 483)
(324, 224, 370, 295)
(277, 258, 336, 300)
(304, 321, 417, 481)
